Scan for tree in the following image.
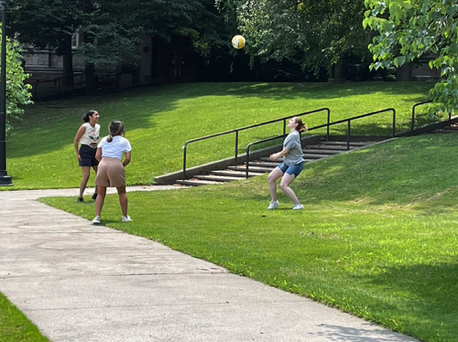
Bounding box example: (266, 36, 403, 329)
(363, 0, 458, 112)
(9, 0, 84, 85)
(9, 0, 226, 92)
(0, 26, 33, 133)
(217, 0, 370, 81)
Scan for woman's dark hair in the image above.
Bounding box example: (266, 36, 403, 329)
(81, 110, 98, 123)
(107, 120, 125, 142)
(293, 117, 307, 132)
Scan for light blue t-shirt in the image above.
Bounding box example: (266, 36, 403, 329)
(283, 131, 303, 165)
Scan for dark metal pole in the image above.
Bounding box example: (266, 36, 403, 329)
(0, 0, 12, 186)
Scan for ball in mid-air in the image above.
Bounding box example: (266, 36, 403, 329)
(231, 35, 246, 49)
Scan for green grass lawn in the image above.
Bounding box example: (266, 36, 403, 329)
(6, 81, 433, 189)
(3, 81, 456, 342)
(42, 133, 458, 342)
(0, 293, 49, 342)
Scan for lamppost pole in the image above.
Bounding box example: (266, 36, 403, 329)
(0, 0, 12, 186)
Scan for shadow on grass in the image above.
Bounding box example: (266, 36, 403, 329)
(222, 82, 431, 102)
(357, 262, 458, 341)
(9, 81, 432, 160)
(8, 88, 165, 158)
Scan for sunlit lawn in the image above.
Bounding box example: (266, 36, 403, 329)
(6, 81, 433, 189)
(43, 134, 458, 342)
(4, 81, 456, 342)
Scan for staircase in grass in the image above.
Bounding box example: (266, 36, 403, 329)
(155, 102, 458, 187)
(174, 140, 378, 186)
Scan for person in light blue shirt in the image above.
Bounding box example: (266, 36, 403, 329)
(267, 117, 306, 210)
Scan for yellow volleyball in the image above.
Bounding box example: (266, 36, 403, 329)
(231, 35, 246, 49)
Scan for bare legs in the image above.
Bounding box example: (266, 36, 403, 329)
(268, 167, 284, 202)
(94, 186, 128, 218)
(79, 166, 91, 198)
(79, 166, 98, 198)
(267, 167, 301, 205)
(92, 166, 98, 195)
(279, 173, 300, 205)
(95, 185, 106, 217)
(116, 187, 128, 217)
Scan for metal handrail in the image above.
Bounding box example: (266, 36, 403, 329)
(182, 108, 330, 179)
(245, 108, 396, 178)
(33, 73, 85, 100)
(410, 101, 437, 135)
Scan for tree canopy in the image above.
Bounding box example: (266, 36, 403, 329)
(0, 26, 33, 132)
(217, 0, 370, 80)
(363, 0, 458, 112)
(9, 0, 225, 88)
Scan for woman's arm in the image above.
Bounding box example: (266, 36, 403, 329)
(73, 125, 86, 160)
(95, 147, 102, 162)
(123, 151, 131, 167)
(270, 147, 289, 161)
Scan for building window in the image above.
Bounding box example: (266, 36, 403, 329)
(72, 32, 81, 49)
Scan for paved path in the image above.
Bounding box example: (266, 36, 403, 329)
(0, 187, 419, 342)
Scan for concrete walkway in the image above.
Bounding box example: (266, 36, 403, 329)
(0, 187, 418, 342)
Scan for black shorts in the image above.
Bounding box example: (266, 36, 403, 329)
(79, 144, 99, 167)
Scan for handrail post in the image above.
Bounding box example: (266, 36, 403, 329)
(182, 144, 187, 180)
(326, 109, 330, 141)
(246, 145, 250, 179)
(347, 121, 351, 150)
(411, 105, 415, 136)
(235, 130, 239, 167)
(392, 109, 396, 137)
(283, 119, 286, 135)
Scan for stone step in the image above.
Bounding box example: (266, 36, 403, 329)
(302, 153, 332, 159)
(248, 161, 282, 168)
(211, 170, 263, 178)
(194, 175, 243, 182)
(228, 165, 273, 173)
(305, 144, 357, 151)
(175, 179, 223, 186)
(302, 149, 342, 155)
(319, 141, 373, 147)
(259, 157, 284, 162)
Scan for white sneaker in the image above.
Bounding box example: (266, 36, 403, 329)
(267, 201, 280, 210)
(92, 216, 101, 225)
(122, 215, 132, 222)
(293, 204, 304, 210)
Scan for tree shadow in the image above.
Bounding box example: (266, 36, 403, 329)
(351, 262, 458, 341)
(9, 81, 432, 160)
(311, 323, 418, 342)
(220, 81, 432, 102)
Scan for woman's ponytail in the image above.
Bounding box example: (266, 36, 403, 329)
(107, 121, 125, 143)
(81, 110, 97, 123)
(294, 117, 307, 132)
